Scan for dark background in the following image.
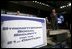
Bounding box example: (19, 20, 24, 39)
(1, 1, 71, 29)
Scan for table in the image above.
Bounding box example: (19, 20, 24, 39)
(49, 29, 69, 35)
(49, 29, 70, 42)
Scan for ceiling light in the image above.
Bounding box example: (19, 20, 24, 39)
(60, 6, 63, 8)
(64, 6, 66, 7)
(41, 3, 43, 4)
(35, 1, 37, 3)
(60, 3, 71, 8)
(62, 6, 65, 8)
(68, 3, 71, 6)
(46, 5, 48, 6)
(37, 2, 39, 3)
(33, 1, 34, 2)
(39, 2, 41, 4)
(42, 3, 45, 5)
(67, 5, 69, 7)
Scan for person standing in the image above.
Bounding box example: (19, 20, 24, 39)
(50, 8, 58, 30)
